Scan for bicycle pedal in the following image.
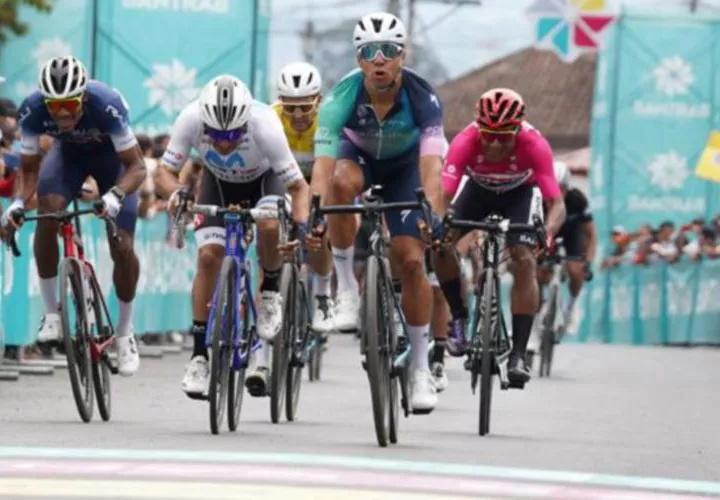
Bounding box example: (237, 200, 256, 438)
(411, 407, 434, 416)
(361, 359, 367, 371)
(508, 380, 526, 390)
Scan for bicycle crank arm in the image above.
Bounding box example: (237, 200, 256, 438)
(497, 354, 510, 390)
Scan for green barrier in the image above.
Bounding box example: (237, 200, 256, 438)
(0, 212, 259, 347)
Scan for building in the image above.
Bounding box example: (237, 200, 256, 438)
(437, 48, 596, 153)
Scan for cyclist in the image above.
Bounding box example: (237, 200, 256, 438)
(153, 75, 312, 399)
(308, 12, 447, 412)
(431, 88, 566, 384)
(529, 161, 595, 350)
(273, 61, 335, 333)
(0, 56, 147, 376)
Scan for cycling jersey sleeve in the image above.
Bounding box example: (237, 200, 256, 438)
(442, 127, 474, 196)
(259, 109, 304, 186)
(18, 97, 42, 156)
(414, 91, 446, 158)
(103, 93, 137, 152)
(531, 134, 562, 200)
(314, 76, 357, 159)
(161, 105, 195, 172)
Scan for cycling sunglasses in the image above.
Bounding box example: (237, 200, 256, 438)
(281, 102, 316, 115)
(205, 124, 247, 143)
(357, 42, 404, 62)
(44, 95, 83, 115)
(478, 126, 519, 144)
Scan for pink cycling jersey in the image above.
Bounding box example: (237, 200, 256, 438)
(442, 121, 562, 200)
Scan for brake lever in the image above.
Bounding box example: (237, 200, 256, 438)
(92, 200, 121, 242)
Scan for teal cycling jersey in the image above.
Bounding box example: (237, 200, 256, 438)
(314, 68, 446, 160)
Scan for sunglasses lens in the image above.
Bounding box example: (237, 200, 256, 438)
(45, 98, 82, 114)
(206, 126, 246, 142)
(359, 43, 402, 60)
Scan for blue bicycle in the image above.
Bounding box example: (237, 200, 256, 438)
(178, 200, 281, 434)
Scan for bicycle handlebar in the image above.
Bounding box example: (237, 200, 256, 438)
(190, 204, 282, 220)
(5, 201, 120, 258)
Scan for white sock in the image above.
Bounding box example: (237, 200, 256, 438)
(116, 300, 133, 338)
(566, 296, 578, 315)
(313, 272, 332, 297)
(332, 247, 357, 295)
(408, 324, 430, 372)
(254, 340, 269, 369)
(40, 277, 58, 315)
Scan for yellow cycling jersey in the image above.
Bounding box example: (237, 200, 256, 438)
(273, 102, 316, 179)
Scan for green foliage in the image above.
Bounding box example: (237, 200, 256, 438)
(0, 0, 53, 45)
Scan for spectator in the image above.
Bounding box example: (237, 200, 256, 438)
(602, 226, 633, 269)
(151, 133, 169, 159)
(648, 221, 679, 263)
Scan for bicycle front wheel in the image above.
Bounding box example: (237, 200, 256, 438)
(270, 262, 294, 424)
(539, 286, 558, 378)
(209, 256, 236, 435)
(479, 269, 496, 436)
(59, 259, 94, 423)
(88, 274, 112, 422)
(364, 255, 392, 447)
(227, 290, 250, 432)
(286, 273, 309, 422)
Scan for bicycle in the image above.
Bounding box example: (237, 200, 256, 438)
(175, 200, 279, 435)
(310, 186, 429, 448)
(268, 197, 321, 424)
(427, 207, 546, 437)
(5, 199, 120, 423)
(533, 241, 567, 378)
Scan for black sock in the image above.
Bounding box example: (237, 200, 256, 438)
(433, 339, 446, 364)
(261, 268, 281, 292)
(440, 277, 467, 318)
(511, 314, 534, 355)
(191, 320, 208, 359)
(392, 279, 402, 295)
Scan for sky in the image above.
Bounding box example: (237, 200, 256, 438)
(268, 0, 720, 89)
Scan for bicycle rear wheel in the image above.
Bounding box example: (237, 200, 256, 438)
(59, 259, 94, 423)
(286, 275, 309, 422)
(209, 256, 236, 435)
(227, 290, 250, 432)
(88, 274, 112, 422)
(479, 269, 496, 436)
(364, 256, 392, 447)
(539, 286, 558, 378)
(270, 262, 293, 424)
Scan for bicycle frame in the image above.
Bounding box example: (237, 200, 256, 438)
(205, 214, 259, 371)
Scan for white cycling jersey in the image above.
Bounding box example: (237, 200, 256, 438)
(161, 99, 303, 186)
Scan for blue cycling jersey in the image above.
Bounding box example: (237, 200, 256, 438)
(18, 80, 137, 155)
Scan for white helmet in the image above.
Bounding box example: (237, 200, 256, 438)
(39, 56, 88, 99)
(277, 62, 322, 98)
(353, 12, 407, 48)
(554, 160, 570, 187)
(198, 75, 252, 130)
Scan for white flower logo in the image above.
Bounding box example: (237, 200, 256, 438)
(647, 150, 689, 191)
(143, 59, 199, 116)
(653, 57, 694, 97)
(32, 37, 73, 70)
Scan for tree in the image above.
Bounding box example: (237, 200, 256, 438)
(0, 0, 53, 45)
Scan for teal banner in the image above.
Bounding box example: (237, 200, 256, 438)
(0, 0, 271, 136)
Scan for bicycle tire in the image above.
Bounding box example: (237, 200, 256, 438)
(479, 268, 496, 436)
(270, 262, 293, 424)
(88, 274, 111, 422)
(227, 290, 250, 432)
(208, 256, 235, 435)
(364, 255, 391, 447)
(539, 286, 558, 378)
(59, 258, 94, 423)
(286, 274, 309, 422)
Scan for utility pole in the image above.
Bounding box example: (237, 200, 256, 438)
(301, 19, 316, 63)
(387, 0, 401, 16)
(689, 0, 698, 12)
(250, 0, 259, 95)
(406, 0, 416, 66)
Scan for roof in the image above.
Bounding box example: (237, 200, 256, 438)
(437, 47, 596, 149)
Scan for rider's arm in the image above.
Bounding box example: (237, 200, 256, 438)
(106, 96, 146, 194)
(532, 137, 566, 237)
(441, 129, 474, 203)
(575, 189, 597, 262)
(416, 94, 447, 216)
(153, 108, 195, 199)
(262, 109, 309, 224)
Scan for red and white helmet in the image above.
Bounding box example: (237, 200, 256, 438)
(476, 88, 525, 128)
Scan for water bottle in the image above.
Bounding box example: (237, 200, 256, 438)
(84, 275, 96, 331)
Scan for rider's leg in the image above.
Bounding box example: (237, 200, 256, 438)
(505, 185, 544, 382)
(34, 144, 74, 344)
(327, 158, 364, 330)
(564, 260, 585, 333)
(383, 164, 437, 412)
(430, 275, 450, 392)
(528, 261, 552, 353)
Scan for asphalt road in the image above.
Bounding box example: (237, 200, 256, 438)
(0, 336, 718, 499)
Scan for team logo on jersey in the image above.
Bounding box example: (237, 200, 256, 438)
(204, 150, 246, 170)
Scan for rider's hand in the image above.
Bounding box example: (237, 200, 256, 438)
(278, 222, 307, 257)
(98, 188, 123, 219)
(583, 261, 594, 282)
(167, 188, 193, 217)
(417, 212, 449, 250)
(0, 199, 24, 231)
(305, 217, 327, 253)
(545, 234, 556, 254)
